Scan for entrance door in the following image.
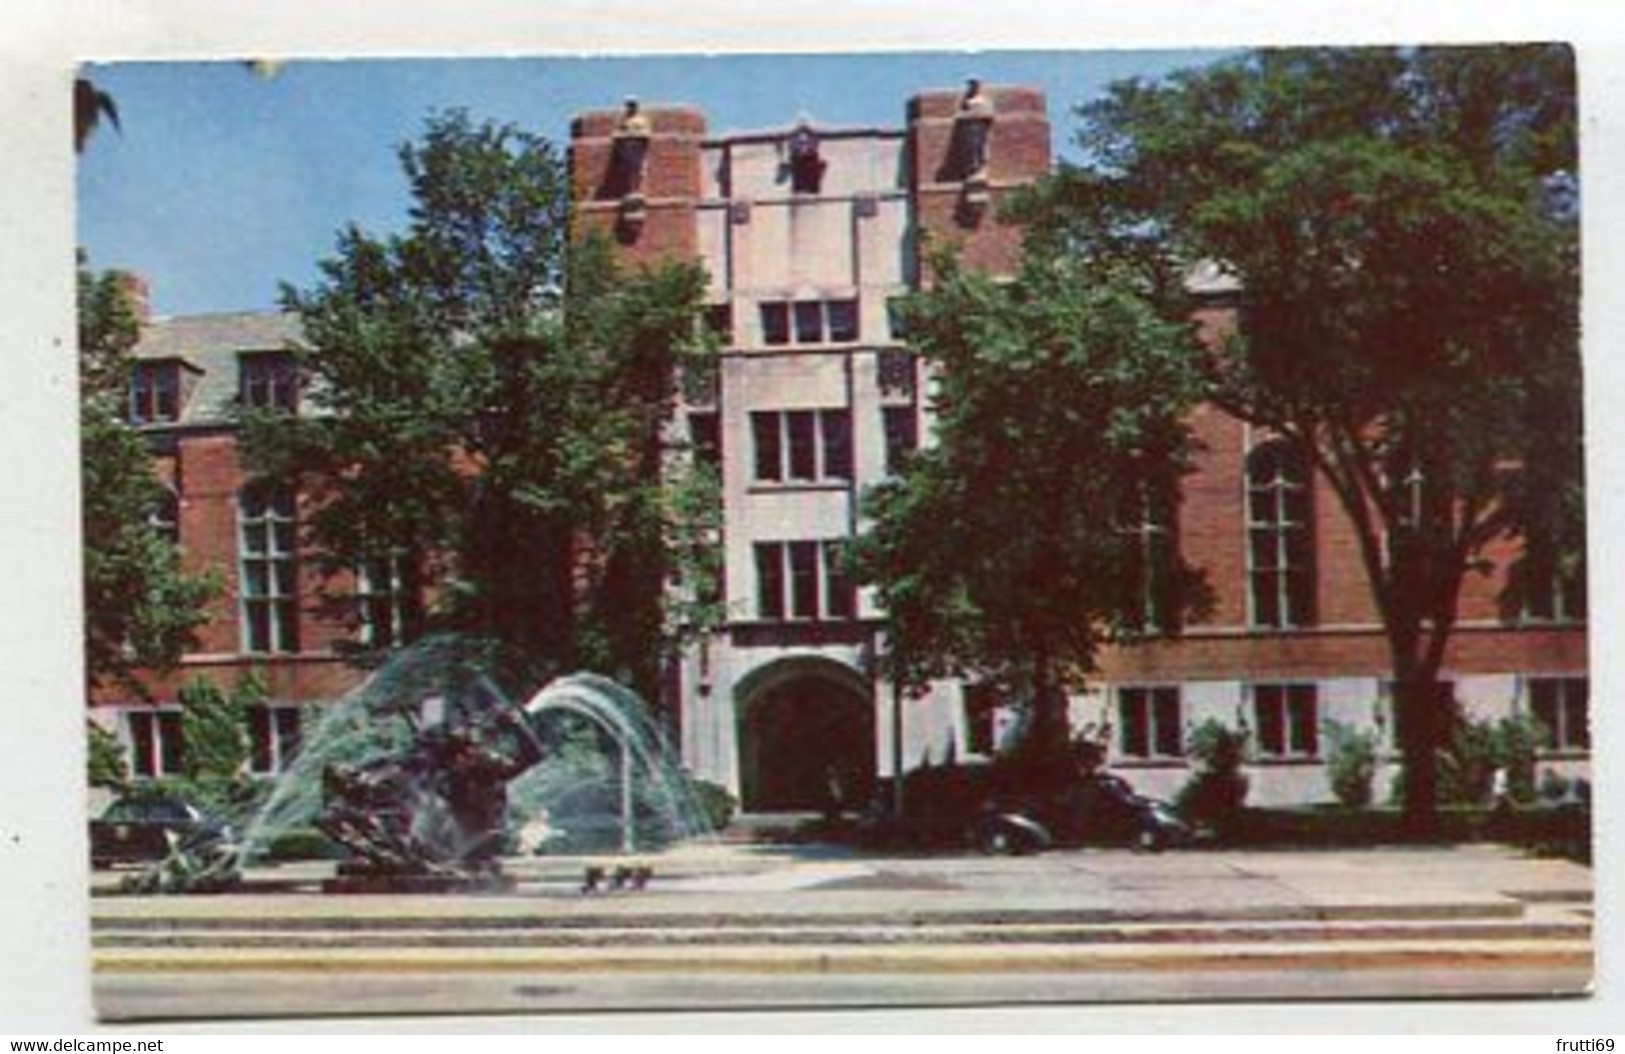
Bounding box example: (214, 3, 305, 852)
(740, 668, 875, 812)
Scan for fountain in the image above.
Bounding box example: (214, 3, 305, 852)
(130, 635, 715, 894)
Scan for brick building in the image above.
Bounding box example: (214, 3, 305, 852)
(92, 83, 1589, 812)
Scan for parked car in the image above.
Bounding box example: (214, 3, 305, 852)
(89, 794, 235, 868)
(969, 770, 1193, 854)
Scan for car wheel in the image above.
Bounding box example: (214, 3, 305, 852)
(974, 822, 1016, 856)
(1136, 828, 1165, 853)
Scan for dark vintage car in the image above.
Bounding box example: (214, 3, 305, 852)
(89, 794, 235, 868)
(968, 771, 1193, 854)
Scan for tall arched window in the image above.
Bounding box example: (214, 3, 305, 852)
(1118, 478, 1180, 634)
(238, 482, 298, 654)
(1246, 438, 1315, 628)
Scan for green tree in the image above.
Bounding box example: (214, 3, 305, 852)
(79, 257, 217, 696)
(1036, 45, 1579, 833)
(244, 111, 717, 699)
(86, 720, 128, 790)
(852, 247, 1209, 778)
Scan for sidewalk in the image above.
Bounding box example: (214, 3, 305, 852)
(92, 842, 1590, 928)
(90, 843, 1593, 1018)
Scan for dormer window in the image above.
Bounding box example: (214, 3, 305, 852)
(129, 361, 181, 424)
(240, 351, 298, 412)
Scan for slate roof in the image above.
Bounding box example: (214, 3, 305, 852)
(132, 312, 304, 427)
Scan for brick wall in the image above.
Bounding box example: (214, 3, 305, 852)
(569, 105, 706, 268)
(907, 84, 1050, 284)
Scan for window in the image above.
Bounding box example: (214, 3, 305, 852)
(688, 411, 721, 470)
(827, 300, 859, 343)
(356, 553, 410, 648)
(882, 405, 918, 476)
(787, 411, 817, 480)
(248, 704, 304, 774)
(148, 487, 180, 548)
(885, 297, 910, 341)
(239, 483, 298, 654)
(877, 348, 916, 398)
(755, 543, 786, 620)
(751, 409, 853, 484)
(1118, 686, 1184, 759)
(1521, 544, 1587, 623)
(793, 301, 824, 344)
(757, 299, 860, 347)
(240, 352, 298, 412)
(125, 709, 184, 778)
(1253, 683, 1319, 758)
(754, 540, 855, 622)
(821, 409, 852, 479)
(129, 362, 180, 424)
(1529, 677, 1589, 752)
(1119, 480, 1180, 633)
(788, 541, 820, 619)
(760, 303, 790, 346)
(704, 304, 734, 346)
(824, 541, 856, 619)
(1247, 439, 1315, 628)
(1379, 450, 1427, 569)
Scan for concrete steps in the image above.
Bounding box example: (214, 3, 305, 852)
(91, 895, 1590, 976)
(94, 916, 1590, 950)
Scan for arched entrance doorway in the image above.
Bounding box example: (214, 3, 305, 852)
(736, 657, 875, 813)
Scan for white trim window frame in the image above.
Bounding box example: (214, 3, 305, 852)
(355, 553, 409, 648)
(247, 703, 305, 775)
(750, 408, 853, 484)
(753, 539, 855, 622)
(239, 483, 299, 655)
(1251, 682, 1320, 759)
(123, 707, 185, 779)
(1245, 438, 1316, 629)
(1116, 685, 1184, 760)
(1526, 675, 1589, 753)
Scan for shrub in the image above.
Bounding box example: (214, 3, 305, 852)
(1176, 719, 1250, 836)
(262, 827, 341, 861)
(87, 720, 127, 790)
(1323, 720, 1380, 809)
(1538, 768, 1573, 803)
(176, 674, 256, 784)
(685, 776, 737, 832)
(1436, 712, 1541, 806)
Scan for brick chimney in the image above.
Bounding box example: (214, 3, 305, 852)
(112, 270, 152, 323)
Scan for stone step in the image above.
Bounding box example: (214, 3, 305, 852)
(90, 937, 1595, 977)
(92, 914, 1591, 951)
(91, 896, 1531, 933)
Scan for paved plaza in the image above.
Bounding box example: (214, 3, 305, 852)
(91, 842, 1593, 1021)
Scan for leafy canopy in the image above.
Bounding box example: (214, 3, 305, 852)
(853, 245, 1208, 750)
(79, 256, 217, 695)
(245, 111, 718, 696)
(1035, 45, 1579, 825)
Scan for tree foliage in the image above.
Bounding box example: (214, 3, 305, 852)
(244, 111, 718, 698)
(79, 256, 217, 695)
(852, 247, 1209, 770)
(1032, 45, 1579, 830)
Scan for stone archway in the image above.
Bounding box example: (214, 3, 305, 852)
(735, 657, 875, 813)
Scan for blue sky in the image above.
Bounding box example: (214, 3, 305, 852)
(77, 50, 1225, 317)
